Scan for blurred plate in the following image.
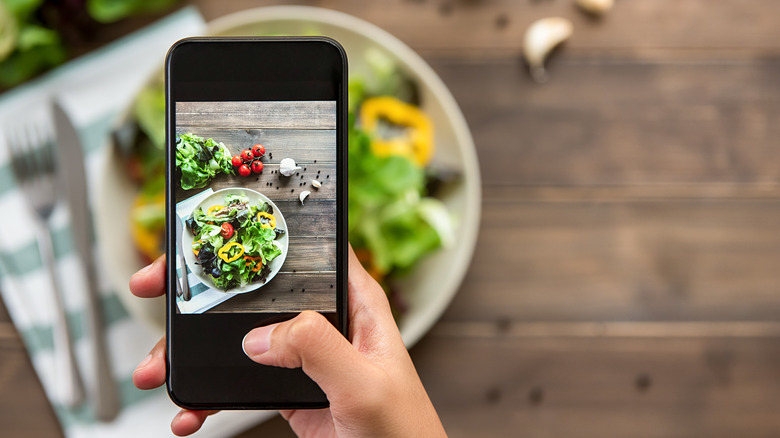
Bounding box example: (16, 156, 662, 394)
(96, 6, 480, 347)
(182, 188, 288, 294)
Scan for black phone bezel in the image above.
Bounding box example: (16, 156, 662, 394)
(164, 37, 348, 410)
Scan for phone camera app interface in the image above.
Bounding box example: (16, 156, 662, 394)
(174, 101, 336, 315)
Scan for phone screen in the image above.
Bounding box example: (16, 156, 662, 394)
(166, 38, 346, 409)
(173, 100, 337, 317)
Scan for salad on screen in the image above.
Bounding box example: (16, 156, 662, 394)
(186, 193, 284, 290)
(116, 47, 457, 316)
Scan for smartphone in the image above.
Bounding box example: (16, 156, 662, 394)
(165, 37, 347, 409)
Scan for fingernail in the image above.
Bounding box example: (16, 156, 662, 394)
(136, 353, 152, 370)
(242, 325, 276, 357)
(139, 262, 154, 274)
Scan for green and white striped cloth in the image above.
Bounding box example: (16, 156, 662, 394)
(0, 8, 273, 437)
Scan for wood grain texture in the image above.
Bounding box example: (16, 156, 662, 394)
(441, 191, 780, 323)
(410, 334, 780, 438)
(210, 272, 337, 313)
(175, 162, 336, 201)
(176, 101, 336, 129)
(189, 0, 780, 56)
(428, 56, 780, 185)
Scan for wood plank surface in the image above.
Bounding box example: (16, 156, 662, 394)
(411, 334, 780, 438)
(175, 163, 337, 202)
(443, 191, 780, 323)
(428, 56, 780, 185)
(191, 0, 780, 56)
(210, 272, 336, 313)
(176, 101, 336, 129)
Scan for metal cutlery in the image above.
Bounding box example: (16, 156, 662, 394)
(175, 216, 191, 301)
(52, 102, 120, 421)
(7, 117, 85, 408)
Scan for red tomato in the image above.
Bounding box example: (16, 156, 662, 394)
(231, 155, 243, 167)
(238, 164, 251, 177)
(251, 160, 263, 173)
(241, 149, 254, 162)
(220, 223, 234, 239)
(252, 144, 265, 158)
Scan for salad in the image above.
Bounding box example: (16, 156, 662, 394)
(187, 193, 285, 291)
(175, 132, 234, 190)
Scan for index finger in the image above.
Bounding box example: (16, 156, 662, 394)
(129, 255, 166, 298)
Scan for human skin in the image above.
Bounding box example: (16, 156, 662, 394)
(129, 247, 447, 437)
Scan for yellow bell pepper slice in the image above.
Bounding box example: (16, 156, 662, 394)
(217, 242, 245, 263)
(360, 96, 434, 167)
(257, 212, 276, 229)
(206, 205, 225, 216)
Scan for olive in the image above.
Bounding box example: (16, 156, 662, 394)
(210, 267, 222, 278)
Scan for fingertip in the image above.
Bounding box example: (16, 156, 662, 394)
(171, 410, 215, 436)
(132, 338, 167, 390)
(171, 410, 202, 436)
(129, 255, 166, 298)
(132, 358, 166, 390)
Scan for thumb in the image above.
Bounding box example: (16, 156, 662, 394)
(242, 311, 378, 398)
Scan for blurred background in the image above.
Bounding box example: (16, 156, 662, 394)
(2, 0, 780, 437)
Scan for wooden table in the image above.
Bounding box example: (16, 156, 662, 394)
(4, 1, 780, 436)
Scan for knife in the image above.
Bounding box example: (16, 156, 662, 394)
(175, 215, 191, 301)
(52, 101, 120, 422)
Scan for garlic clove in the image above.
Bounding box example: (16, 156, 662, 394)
(576, 0, 614, 16)
(311, 179, 322, 188)
(523, 17, 573, 84)
(279, 158, 302, 177)
(299, 190, 310, 205)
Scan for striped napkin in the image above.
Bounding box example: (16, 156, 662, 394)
(0, 8, 273, 437)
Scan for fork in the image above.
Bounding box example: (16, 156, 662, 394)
(7, 118, 85, 408)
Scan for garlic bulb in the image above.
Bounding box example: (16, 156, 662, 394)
(311, 179, 322, 188)
(279, 158, 302, 177)
(576, 0, 614, 16)
(523, 17, 573, 84)
(299, 190, 310, 205)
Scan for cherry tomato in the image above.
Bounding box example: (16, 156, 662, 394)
(241, 149, 254, 162)
(238, 164, 251, 177)
(220, 223, 234, 239)
(251, 160, 264, 173)
(231, 155, 243, 167)
(252, 144, 265, 158)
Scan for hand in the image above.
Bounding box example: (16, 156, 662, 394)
(129, 248, 446, 437)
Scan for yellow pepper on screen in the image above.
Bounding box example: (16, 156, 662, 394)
(257, 212, 276, 229)
(217, 242, 245, 263)
(206, 205, 225, 216)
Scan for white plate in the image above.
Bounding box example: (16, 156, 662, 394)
(181, 188, 288, 294)
(96, 6, 481, 348)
